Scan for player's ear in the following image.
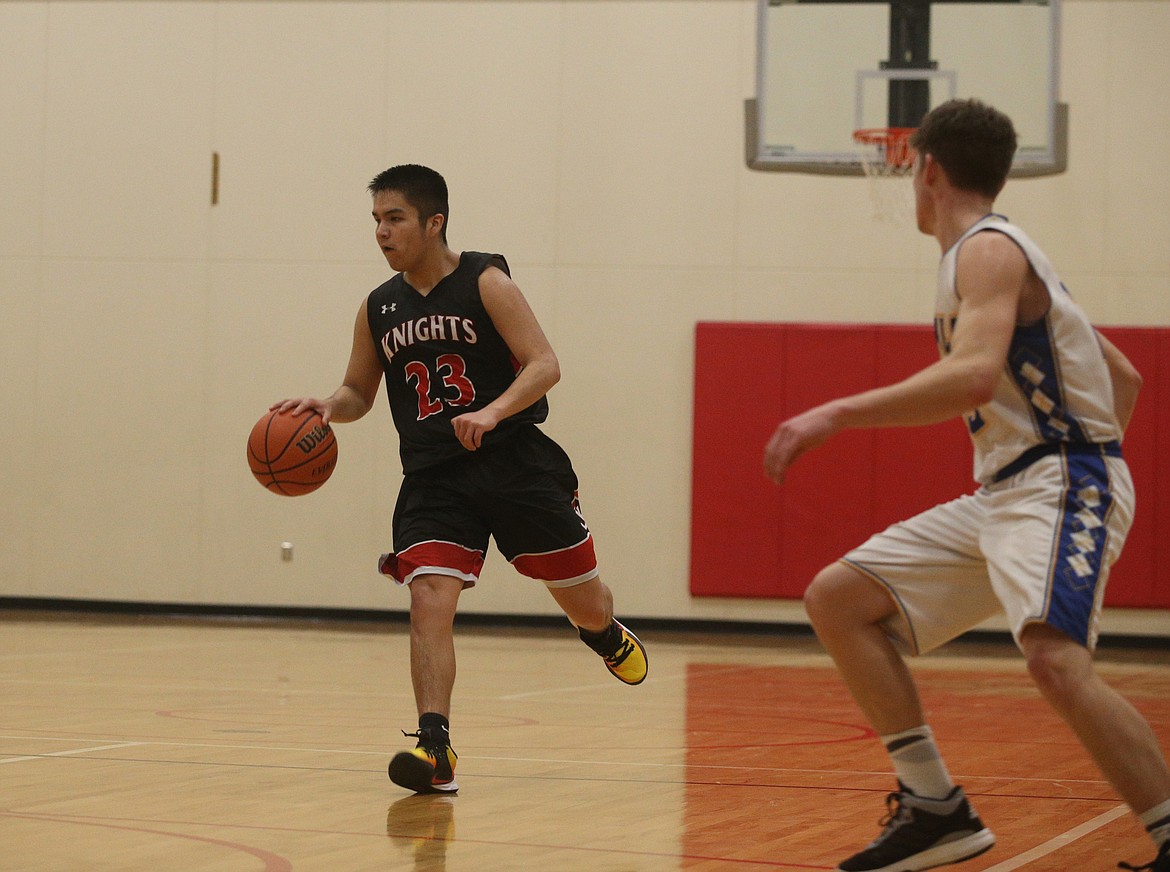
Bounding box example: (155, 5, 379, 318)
(922, 153, 942, 185)
(426, 212, 446, 239)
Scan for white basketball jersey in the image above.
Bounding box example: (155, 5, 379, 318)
(934, 214, 1122, 485)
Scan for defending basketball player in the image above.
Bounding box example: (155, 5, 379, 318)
(764, 100, 1170, 872)
(274, 164, 646, 796)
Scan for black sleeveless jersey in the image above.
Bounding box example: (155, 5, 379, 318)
(367, 251, 550, 472)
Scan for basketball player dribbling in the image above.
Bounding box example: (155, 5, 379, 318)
(275, 164, 646, 796)
(764, 100, 1170, 872)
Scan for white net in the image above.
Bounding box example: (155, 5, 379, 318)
(854, 128, 916, 226)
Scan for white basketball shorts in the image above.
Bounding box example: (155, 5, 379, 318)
(840, 451, 1134, 655)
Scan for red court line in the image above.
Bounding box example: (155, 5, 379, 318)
(0, 809, 292, 872)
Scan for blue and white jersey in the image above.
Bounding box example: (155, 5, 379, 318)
(934, 214, 1122, 485)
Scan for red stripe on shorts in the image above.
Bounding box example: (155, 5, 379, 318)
(511, 535, 598, 583)
(379, 540, 485, 585)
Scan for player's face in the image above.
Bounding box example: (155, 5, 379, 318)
(372, 190, 432, 272)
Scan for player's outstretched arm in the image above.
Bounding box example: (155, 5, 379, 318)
(765, 232, 1027, 484)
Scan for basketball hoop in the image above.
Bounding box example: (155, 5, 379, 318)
(853, 127, 917, 224)
(853, 127, 917, 171)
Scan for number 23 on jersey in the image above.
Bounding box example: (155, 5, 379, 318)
(405, 354, 476, 420)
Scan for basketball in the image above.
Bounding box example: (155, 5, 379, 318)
(247, 408, 338, 496)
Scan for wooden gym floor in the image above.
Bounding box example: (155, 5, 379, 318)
(2, 611, 1168, 871)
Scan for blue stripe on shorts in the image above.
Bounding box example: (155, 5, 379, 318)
(1044, 451, 1115, 645)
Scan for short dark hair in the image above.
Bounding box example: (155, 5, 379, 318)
(368, 164, 450, 240)
(909, 99, 1018, 198)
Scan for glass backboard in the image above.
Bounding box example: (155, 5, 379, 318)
(747, 0, 1066, 176)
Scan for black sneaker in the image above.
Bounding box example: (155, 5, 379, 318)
(1120, 841, 1170, 871)
(388, 728, 458, 795)
(836, 784, 995, 872)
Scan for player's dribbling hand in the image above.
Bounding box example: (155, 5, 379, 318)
(271, 397, 333, 426)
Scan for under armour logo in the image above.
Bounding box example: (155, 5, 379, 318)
(382, 303, 397, 314)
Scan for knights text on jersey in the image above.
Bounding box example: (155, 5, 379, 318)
(367, 251, 549, 472)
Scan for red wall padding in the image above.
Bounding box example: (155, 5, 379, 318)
(690, 322, 1170, 608)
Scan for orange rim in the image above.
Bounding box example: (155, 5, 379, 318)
(853, 127, 917, 167)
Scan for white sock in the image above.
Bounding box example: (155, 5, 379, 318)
(1139, 798, 1170, 850)
(882, 725, 956, 801)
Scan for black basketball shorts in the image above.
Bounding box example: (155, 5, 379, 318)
(378, 426, 598, 588)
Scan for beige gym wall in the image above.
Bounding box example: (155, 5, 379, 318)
(1, 1, 1167, 631)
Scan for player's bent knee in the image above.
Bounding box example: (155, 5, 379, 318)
(804, 563, 854, 612)
(409, 574, 463, 619)
(1020, 625, 1092, 703)
(804, 562, 895, 631)
(1025, 651, 1080, 704)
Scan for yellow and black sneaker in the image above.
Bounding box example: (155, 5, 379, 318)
(388, 727, 458, 795)
(580, 619, 648, 685)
